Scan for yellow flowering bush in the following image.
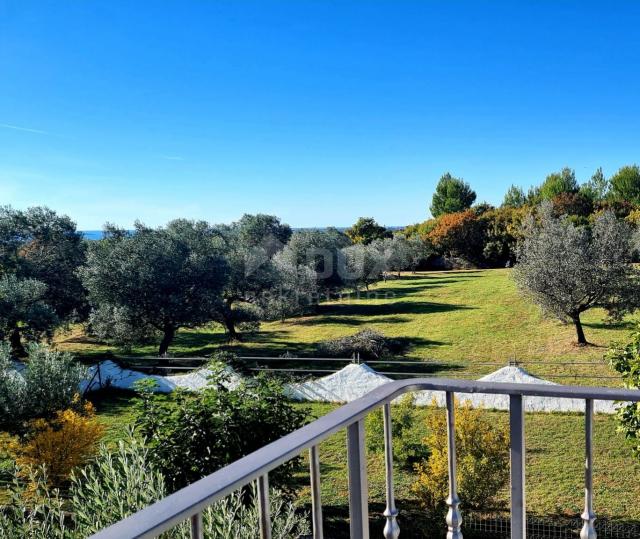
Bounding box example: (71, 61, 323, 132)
(411, 400, 509, 513)
(10, 402, 104, 487)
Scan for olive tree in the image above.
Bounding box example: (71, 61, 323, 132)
(340, 243, 386, 291)
(81, 220, 227, 355)
(372, 236, 413, 276)
(0, 275, 58, 355)
(513, 203, 639, 344)
(276, 228, 351, 295)
(0, 206, 86, 350)
(267, 251, 318, 321)
(214, 215, 291, 339)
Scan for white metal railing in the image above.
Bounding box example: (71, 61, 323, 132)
(88, 378, 640, 539)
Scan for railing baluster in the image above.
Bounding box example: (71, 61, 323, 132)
(347, 420, 370, 539)
(190, 512, 203, 539)
(382, 403, 400, 539)
(510, 394, 526, 539)
(309, 445, 324, 539)
(581, 399, 597, 539)
(445, 392, 463, 539)
(257, 474, 272, 539)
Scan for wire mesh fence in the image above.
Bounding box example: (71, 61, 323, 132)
(465, 512, 640, 538)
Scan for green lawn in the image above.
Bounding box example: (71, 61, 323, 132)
(58, 269, 637, 383)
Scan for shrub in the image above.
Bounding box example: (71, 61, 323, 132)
(20, 344, 87, 422)
(608, 329, 640, 455)
(366, 394, 429, 468)
(0, 430, 310, 539)
(411, 401, 509, 513)
(69, 427, 171, 535)
(0, 467, 69, 539)
(199, 484, 311, 539)
(317, 328, 402, 360)
(0, 342, 24, 427)
(134, 370, 310, 492)
(10, 402, 104, 488)
(0, 344, 87, 431)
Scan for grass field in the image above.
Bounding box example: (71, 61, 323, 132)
(63, 269, 640, 528)
(58, 269, 637, 383)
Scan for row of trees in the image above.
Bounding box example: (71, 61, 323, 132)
(0, 208, 428, 356)
(403, 165, 640, 268)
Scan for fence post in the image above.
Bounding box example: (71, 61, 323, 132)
(382, 403, 400, 539)
(580, 399, 597, 539)
(510, 394, 526, 539)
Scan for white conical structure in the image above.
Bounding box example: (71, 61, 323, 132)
(286, 363, 393, 403)
(80, 360, 242, 393)
(412, 365, 620, 413)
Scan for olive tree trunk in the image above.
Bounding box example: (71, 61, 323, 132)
(158, 325, 176, 356)
(571, 314, 588, 345)
(9, 327, 26, 357)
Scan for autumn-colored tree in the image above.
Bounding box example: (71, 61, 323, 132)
(551, 192, 593, 219)
(427, 210, 483, 261)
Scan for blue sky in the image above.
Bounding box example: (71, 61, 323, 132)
(1, 1, 640, 229)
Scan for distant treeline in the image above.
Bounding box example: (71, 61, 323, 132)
(402, 165, 640, 268)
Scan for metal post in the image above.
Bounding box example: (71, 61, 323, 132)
(309, 445, 324, 539)
(445, 392, 463, 539)
(382, 403, 400, 539)
(510, 394, 526, 539)
(347, 420, 370, 539)
(581, 399, 597, 539)
(190, 512, 203, 539)
(257, 474, 272, 539)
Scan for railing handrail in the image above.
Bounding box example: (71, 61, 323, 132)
(89, 377, 640, 539)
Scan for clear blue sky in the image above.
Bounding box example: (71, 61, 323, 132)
(1, 1, 639, 229)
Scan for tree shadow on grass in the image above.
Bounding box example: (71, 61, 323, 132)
(583, 319, 636, 331)
(308, 300, 474, 319)
(290, 315, 411, 326)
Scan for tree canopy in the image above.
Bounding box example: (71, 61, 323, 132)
(513, 203, 639, 344)
(430, 173, 476, 217)
(345, 217, 390, 245)
(81, 220, 228, 355)
(580, 167, 610, 202)
(538, 167, 578, 200)
(502, 185, 526, 208)
(610, 165, 640, 205)
(0, 206, 86, 350)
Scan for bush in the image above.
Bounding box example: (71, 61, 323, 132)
(411, 401, 509, 513)
(134, 370, 310, 492)
(317, 328, 402, 360)
(10, 402, 104, 487)
(0, 344, 86, 431)
(366, 394, 429, 468)
(20, 345, 87, 422)
(608, 329, 640, 455)
(0, 429, 310, 539)
(0, 343, 23, 427)
(69, 428, 171, 535)
(0, 467, 68, 539)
